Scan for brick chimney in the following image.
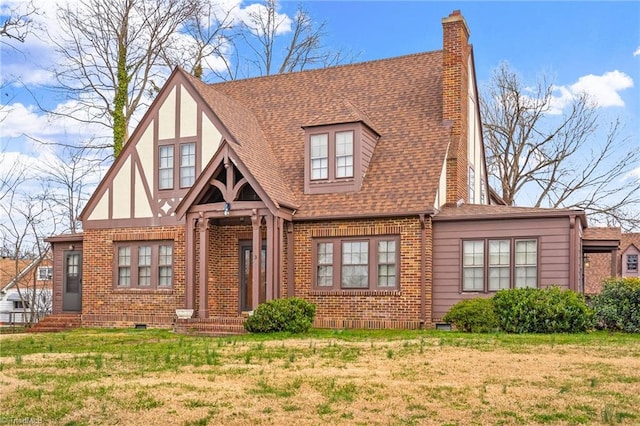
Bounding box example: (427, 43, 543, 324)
(442, 10, 471, 205)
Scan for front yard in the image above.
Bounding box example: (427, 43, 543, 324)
(1, 329, 639, 425)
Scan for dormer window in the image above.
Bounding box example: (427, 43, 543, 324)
(304, 122, 378, 195)
(310, 134, 329, 179)
(335, 131, 354, 178)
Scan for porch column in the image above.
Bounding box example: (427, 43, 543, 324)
(266, 213, 275, 301)
(251, 210, 262, 310)
(185, 214, 197, 309)
(198, 215, 209, 319)
(277, 217, 284, 299)
(286, 222, 295, 297)
(611, 248, 619, 277)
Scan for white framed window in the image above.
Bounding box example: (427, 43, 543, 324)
(335, 131, 354, 178)
(310, 134, 329, 180)
(159, 145, 174, 190)
(488, 240, 510, 291)
(462, 238, 538, 292)
(342, 241, 369, 288)
(463, 240, 484, 291)
(515, 239, 537, 288)
(180, 143, 196, 188)
(37, 266, 53, 281)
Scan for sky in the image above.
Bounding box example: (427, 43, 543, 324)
(0, 0, 639, 234)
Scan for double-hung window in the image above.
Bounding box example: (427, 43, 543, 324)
(309, 130, 354, 181)
(310, 134, 329, 180)
(462, 240, 484, 291)
(180, 143, 196, 187)
(313, 236, 399, 290)
(159, 142, 197, 190)
(159, 145, 174, 190)
(515, 240, 537, 288)
(462, 238, 538, 292)
(115, 242, 173, 289)
(627, 254, 638, 272)
(488, 240, 510, 291)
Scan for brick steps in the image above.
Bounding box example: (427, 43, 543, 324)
(174, 316, 248, 337)
(27, 313, 82, 333)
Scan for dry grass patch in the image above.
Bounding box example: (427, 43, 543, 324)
(1, 330, 639, 425)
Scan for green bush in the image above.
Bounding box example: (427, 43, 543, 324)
(243, 297, 316, 333)
(442, 298, 499, 333)
(591, 277, 640, 333)
(492, 287, 593, 333)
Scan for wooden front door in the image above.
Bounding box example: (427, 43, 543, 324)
(63, 251, 82, 312)
(240, 241, 266, 312)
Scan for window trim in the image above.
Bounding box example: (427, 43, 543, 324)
(113, 241, 174, 289)
(461, 238, 538, 293)
(312, 235, 400, 291)
(304, 123, 363, 194)
(37, 266, 53, 281)
(157, 140, 199, 194)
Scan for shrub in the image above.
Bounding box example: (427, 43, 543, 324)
(492, 287, 593, 333)
(243, 297, 316, 333)
(591, 277, 640, 333)
(442, 298, 499, 333)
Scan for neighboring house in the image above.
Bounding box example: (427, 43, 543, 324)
(0, 254, 53, 325)
(584, 229, 640, 294)
(46, 11, 612, 330)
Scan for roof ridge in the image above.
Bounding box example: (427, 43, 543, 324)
(206, 49, 443, 87)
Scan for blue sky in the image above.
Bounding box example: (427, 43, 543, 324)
(0, 1, 639, 217)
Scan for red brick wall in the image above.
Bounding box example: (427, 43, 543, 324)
(442, 11, 470, 205)
(81, 226, 186, 328)
(292, 217, 432, 329)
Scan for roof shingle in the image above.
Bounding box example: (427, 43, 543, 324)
(190, 51, 449, 218)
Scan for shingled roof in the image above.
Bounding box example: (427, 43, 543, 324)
(434, 203, 588, 226)
(188, 51, 449, 219)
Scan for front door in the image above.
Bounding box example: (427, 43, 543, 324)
(63, 251, 82, 312)
(240, 241, 266, 312)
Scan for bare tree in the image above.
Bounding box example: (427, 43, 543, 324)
(0, 179, 58, 326)
(0, 0, 38, 47)
(37, 145, 103, 233)
(162, 0, 237, 80)
(482, 62, 640, 231)
(51, 0, 199, 156)
(236, 0, 351, 78)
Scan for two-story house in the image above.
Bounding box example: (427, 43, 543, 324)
(46, 11, 606, 333)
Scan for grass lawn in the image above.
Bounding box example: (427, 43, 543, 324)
(1, 329, 640, 425)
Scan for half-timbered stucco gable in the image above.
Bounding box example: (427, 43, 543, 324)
(79, 68, 225, 229)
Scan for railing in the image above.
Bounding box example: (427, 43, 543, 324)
(0, 310, 50, 329)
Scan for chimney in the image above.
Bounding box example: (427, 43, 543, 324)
(442, 10, 471, 205)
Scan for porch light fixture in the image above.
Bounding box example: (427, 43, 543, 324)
(583, 255, 591, 268)
(224, 202, 231, 217)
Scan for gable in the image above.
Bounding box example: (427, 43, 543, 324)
(81, 69, 224, 229)
(176, 142, 292, 220)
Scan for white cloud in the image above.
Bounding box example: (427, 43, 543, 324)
(634, 47, 640, 57)
(548, 70, 634, 114)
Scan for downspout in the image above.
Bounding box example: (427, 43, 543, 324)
(419, 213, 426, 328)
(569, 215, 576, 292)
